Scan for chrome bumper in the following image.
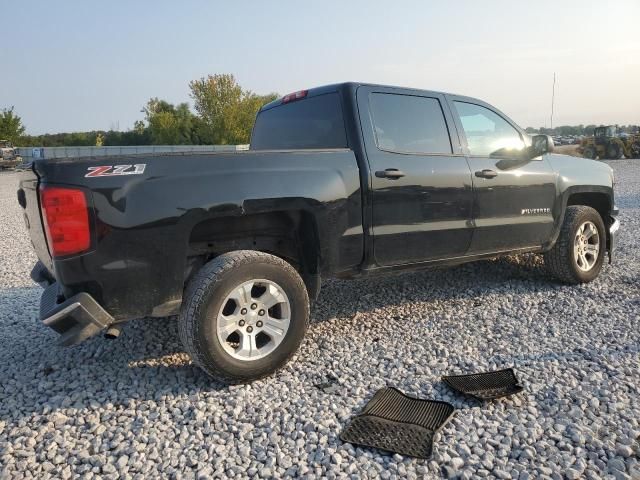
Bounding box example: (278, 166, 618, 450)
(609, 217, 620, 264)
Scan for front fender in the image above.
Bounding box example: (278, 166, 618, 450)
(543, 153, 615, 250)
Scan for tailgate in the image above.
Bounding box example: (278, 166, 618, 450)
(17, 163, 53, 273)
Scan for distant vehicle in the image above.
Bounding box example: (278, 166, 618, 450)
(580, 126, 640, 159)
(0, 140, 21, 170)
(18, 82, 619, 382)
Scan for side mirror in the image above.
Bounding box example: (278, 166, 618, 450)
(532, 134, 554, 156)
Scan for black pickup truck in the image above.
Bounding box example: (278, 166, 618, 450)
(18, 82, 619, 382)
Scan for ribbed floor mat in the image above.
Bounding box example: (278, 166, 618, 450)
(442, 368, 523, 400)
(340, 387, 454, 458)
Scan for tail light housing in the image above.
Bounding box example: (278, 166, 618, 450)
(40, 186, 91, 257)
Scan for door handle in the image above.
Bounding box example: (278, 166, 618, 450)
(475, 169, 498, 179)
(375, 168, 406, 179)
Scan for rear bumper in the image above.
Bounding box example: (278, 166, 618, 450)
(39, 282, 113, 346)
(608, 216, 620, 263)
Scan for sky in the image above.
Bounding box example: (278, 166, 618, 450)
(1, 0, 639, 135)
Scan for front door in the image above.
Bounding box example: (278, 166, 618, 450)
(357, 86, 474, 267)
(449, 99, 557, 253)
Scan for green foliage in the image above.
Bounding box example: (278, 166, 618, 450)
(190, 74, 278, 144)
(143, 98, 198, 145)
(12, 73, 278, 147)
(0, 107, 26, 144)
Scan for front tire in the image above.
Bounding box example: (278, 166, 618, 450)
(583, 146, 597, 160)
(544, 206, 606, 284)
(606, 143, 622, 160)
(179, 250, 309, 382)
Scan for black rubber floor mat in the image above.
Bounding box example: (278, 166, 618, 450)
(442, 368, 523, 400)
(340, 387, 455, 458)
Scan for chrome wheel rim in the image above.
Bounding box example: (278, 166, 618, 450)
(574, 221, 600, 272)
(215, 279, 291, 361)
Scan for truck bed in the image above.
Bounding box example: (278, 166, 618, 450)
(18, 149, 364, 321)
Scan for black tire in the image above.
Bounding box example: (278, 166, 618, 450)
(583, 146, 597, 160)
(179, 250, 309, 382)
(606, 143, 622, 160)
(544, 206, 606, 284)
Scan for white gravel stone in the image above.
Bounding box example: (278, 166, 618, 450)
(1, 160, 639, 478)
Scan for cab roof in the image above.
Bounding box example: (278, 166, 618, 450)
(259, 82, 475, 112)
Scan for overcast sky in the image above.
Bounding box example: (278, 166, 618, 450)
(2, 0, 638, 134)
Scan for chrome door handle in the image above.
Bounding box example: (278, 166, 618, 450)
(375, 168, 406, 179)
(475, 169, 498, 179)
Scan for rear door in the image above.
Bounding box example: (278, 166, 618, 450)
(357, 86, 474, 266)
(448, 98, 557, 253)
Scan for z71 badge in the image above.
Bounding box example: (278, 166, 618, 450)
(85, 164, 146, 178)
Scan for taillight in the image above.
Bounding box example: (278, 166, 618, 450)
(40, 186, 91, 257)
(282, 90, 308, 103)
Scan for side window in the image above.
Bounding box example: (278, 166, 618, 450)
(369, 93, 452, 155)
(453, 101, 525, 156)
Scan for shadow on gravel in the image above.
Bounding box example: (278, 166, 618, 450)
(0, 287, 228, 424)
(0, 254, 566, 422)
(311, 254, 556, 324)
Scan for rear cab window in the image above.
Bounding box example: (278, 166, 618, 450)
(251, 92, 348, 150)
(369, 93, 453, 155)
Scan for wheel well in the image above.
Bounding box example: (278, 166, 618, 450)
(566, 192, 612, 247)
(566, 192, 610, 222)
(185, 210, 320, 285)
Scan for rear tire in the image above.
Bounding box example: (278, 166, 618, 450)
(179, 250, 309, 382)
(544, 206, 606, 284)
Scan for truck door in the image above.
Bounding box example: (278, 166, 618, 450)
(448, 98, 557, 253)
(356, 86, 474, 266)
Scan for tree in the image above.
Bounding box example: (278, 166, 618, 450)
(189, 74, 278, 144)
(143, 98, 197, 145)
(134, 120, 146, 135)
(0, 107, 26, 144)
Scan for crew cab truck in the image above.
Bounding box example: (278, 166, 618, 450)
(18, 82, 619, 382)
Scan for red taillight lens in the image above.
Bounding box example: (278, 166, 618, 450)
(40, 186, 91, 257)
(282, 90, 308, 103)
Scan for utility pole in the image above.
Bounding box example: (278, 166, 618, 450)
(550, 72, 556, 130)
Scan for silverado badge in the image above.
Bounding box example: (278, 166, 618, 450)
(521, 208, 551, 215)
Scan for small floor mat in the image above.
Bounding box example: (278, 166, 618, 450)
(442, 368, 523, 400)
(340, 387, 454, 458)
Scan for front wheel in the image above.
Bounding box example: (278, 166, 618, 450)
(544, 206, 606, 284)
(606, 143, 622, 160)
(583, 146, 597, 160)
(179, 250, 309, 382)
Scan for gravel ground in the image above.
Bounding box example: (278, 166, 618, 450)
(1, 161, 639, 480)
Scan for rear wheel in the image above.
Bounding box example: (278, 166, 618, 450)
(544, 206, 606, 284)
(179, 250, 309, 382)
